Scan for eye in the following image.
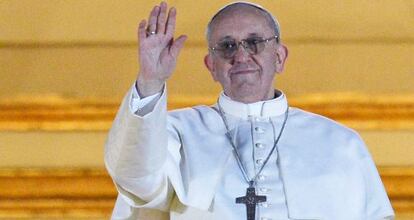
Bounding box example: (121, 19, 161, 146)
(218, 40, 236, 50)
(245, 37, 262, 46)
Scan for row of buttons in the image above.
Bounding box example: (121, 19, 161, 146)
(254, 122, 266, 167)
(254, 122, 271, 215)
(255, 123, 274, 220)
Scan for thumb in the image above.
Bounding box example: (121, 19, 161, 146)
(170, 35, 187, 57)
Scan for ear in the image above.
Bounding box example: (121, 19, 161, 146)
(275, 44, 288, 74)
(204, 54, 218, 81)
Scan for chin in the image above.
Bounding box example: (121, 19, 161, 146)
(229, 73, 259, 84)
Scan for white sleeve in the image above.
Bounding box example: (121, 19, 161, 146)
(355, 136, 395, 219)
(129, 82, 163, 116)
(105, 84, 180, 212)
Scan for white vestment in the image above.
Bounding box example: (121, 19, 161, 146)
(105, 86, 394, 220)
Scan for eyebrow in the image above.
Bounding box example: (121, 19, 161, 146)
(218, 36, 233, 40)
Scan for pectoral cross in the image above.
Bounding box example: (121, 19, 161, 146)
(236, 184, 267, 220)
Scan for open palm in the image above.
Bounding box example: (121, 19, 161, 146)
(137, 2, 187, 97)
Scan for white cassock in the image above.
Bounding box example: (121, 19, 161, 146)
(104, 85, 394, 220)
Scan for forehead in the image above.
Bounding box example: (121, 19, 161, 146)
(209, 7, 273, 42)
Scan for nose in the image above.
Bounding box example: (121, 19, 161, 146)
(232, 42, 251, 63)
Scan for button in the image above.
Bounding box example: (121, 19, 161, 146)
(258, 174, 266, 181)
(255, 117, 267, 122)
(259, 202, 271, 208)
(256, 159, 264, 165)
(254, 127, 265, 133)
(259, 187, 271, 193)
(255, 143, 265, 149)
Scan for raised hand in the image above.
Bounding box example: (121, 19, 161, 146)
(136, 1, 187, 97)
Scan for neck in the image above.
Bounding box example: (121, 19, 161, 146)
(218, 89, 287, 119)
(225, 89, 277, 104)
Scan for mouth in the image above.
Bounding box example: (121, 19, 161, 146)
(230, 69, 258, 75)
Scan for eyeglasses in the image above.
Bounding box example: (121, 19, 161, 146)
(209, 35, 278, 59)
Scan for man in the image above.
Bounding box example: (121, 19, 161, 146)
(105, 2, 394, 220)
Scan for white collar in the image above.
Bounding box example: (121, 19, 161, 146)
(217, 90, 288, 120)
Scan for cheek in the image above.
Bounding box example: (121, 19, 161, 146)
(213, 62, 231, 80)
(261, 54, 278, 74)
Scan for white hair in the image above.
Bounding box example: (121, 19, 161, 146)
(206, 1, 281, 44)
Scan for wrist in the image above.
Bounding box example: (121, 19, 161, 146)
(136, 78, 164, 98)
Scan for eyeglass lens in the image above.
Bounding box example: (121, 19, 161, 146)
(216, 37, 265, 59)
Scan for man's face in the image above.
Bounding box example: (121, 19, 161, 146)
(205, 9, 287, 103)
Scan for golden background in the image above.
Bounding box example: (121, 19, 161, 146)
(0, 0, 413, 219)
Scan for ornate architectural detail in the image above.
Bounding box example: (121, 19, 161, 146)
(1, 94, 413, 131)
(0, 167, 413, 218)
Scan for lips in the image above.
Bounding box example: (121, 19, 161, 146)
(230, 69, 258, 75)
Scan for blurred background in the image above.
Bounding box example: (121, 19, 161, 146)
(0, 0, 413, 219)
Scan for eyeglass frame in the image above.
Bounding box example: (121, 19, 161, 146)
(208, 35, 279, 59)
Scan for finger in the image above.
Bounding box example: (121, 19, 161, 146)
(165, 7, 176, 37)
(170, 35, 187, 57)
(157, 2, 167, 34)
(138, 20, 147, 42)
(148, 6, 160, 34)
